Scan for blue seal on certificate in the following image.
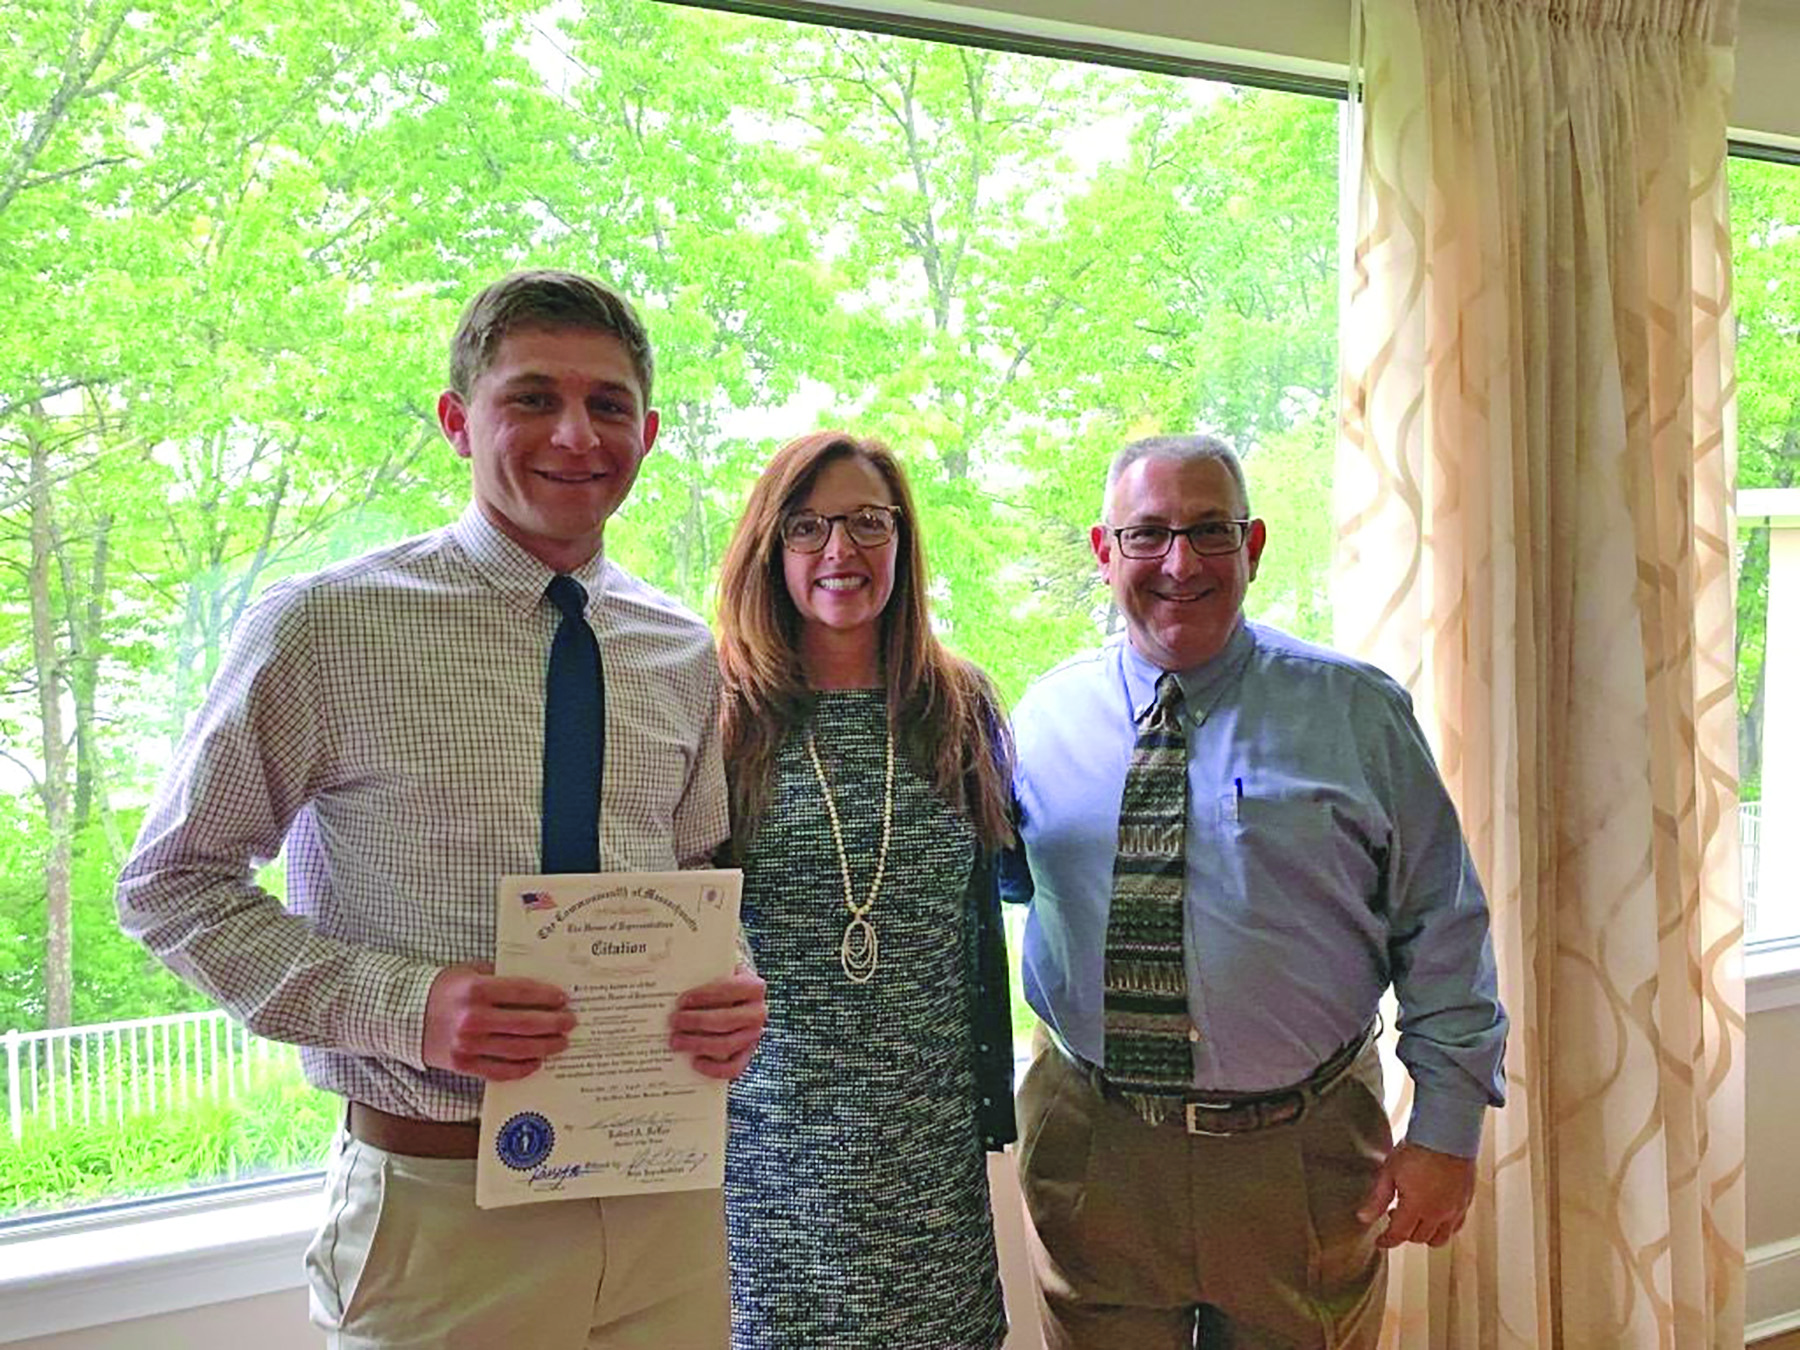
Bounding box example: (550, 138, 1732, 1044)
(495, 1112, 555, 1170)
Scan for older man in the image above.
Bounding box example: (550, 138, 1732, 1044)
(118, 270, 766, 1349)
(1004, 433, 1506, 1349)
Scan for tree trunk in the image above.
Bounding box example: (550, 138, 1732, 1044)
(1738, 523, 1770, 798)
(60, 510, 125, 861)
(1743, 649, 1766, 804)
(28, 432, 74, 1028)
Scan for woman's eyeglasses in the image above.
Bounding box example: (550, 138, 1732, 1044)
(780, 505, 902, 553)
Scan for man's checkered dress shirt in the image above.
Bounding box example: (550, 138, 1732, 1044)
(117, 505, 728, 1120)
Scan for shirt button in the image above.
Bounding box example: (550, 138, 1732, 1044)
(979, 1043, 990, 1053)
(981, 1096, 992, 1106)
(1188, 1027, 1202, 1043)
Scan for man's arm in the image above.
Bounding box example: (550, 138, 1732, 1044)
(672, 659, 731, 871)
(1357, 679, 1509, 1246)
(997, 789, 1034, 905)
(422, 963, 575, 1080)
(116, 585, 440, 1066)
(1357, 1139, 1478, 1248)
(668, 969, 766, 1080)
(668, 657, 765, 1078)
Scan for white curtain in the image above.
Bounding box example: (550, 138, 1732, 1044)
(1337, 0, 1745, 1344)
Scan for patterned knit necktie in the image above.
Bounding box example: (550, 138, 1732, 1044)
(542, 574, 603, 873)
(1103, 670, 1194, 1120)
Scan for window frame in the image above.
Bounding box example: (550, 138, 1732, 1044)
(0, 1178, 321, 1342)
(6, 1, 1797, 1340)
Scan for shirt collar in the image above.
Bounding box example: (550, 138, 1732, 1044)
(450, 504, 609, 617)
(1119, 619, 1255, 723)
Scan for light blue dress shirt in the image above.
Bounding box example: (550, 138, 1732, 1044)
(1004, 620, 1507, 1157)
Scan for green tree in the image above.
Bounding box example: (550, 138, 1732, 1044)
(1, 0, 474, 1023)
(1004, 87, 1342, 663)
(1730, 155, 1800, 800)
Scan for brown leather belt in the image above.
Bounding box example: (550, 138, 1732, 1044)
(1064, 1021, 1376, 1137)
(346, 1101, 481, 1159)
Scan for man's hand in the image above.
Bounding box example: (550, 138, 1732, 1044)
(669, 964, 767, 1081)
(422, 962, 575, 1082)
(1356, 1140, 1476, 1248)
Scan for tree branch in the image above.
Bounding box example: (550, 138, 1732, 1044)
(0, 5, 128, 219)
(79, 3, 232, 101)
(0, 748, 45, 799)
(19, 155, 130, 193)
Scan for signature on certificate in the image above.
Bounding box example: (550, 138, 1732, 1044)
(584, 1110, 681, 1144)
(627, 1145, 709, 1180)
(529, 1161, 607, 1191)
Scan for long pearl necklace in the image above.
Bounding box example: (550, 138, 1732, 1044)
(804, 719, 894, 984)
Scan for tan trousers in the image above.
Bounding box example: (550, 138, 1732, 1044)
(305, 1132, 729, 1349)
(1016, 1036, 1390, 1350)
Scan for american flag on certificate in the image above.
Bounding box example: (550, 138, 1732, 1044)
(521, 891, 557, 912)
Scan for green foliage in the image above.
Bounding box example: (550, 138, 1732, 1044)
(0, 796, 42, 1029)
(0, 804, 202, 1030)
(1244, 411, 1337, 645)
(1728, 155, 1800, 796)
(0, 1070, 336, 1218)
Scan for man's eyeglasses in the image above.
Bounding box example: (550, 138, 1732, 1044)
(1106, 520, 1251, 559)
(780, 504, 903, 553)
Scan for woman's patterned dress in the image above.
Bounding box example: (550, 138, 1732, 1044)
(725, 690, 1006, 1350)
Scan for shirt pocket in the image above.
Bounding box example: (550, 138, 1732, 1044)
(1217, 793, 1348, 932)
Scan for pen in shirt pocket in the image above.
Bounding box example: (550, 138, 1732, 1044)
(1222, 776, 1244, 822)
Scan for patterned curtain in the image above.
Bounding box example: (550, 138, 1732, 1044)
(1336, 0, 1745, 1345)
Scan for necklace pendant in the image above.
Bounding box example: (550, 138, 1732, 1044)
(840, 916, 878, 984)
(806, 723, 895, 986)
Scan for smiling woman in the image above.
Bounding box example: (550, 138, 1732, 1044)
(714, 430, 1017, 1349)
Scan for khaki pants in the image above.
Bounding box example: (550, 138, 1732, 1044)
(1017, 1037, 1390, 1350)
(306, 1131, 729, 1349)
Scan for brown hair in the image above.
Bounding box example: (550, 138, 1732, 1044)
(717, 431, 1013, 854)
(448, 269, 655, 402)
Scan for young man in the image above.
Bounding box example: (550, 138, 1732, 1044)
(117, 269, 765, 1349)
(1004, 433, 1507, 1349)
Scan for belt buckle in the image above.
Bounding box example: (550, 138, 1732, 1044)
(1183, 1092, 1306, 1136)
(1184, 1100, 1246, 1137)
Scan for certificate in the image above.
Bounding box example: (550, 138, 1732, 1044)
(475, 868, 742, 1209)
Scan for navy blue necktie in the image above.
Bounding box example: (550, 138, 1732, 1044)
(542, 575, 603, 873)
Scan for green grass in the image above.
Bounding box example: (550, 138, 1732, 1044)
(0, 1071, 337, 1218)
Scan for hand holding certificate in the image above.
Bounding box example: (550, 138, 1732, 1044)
(476, 869, 745, 1209)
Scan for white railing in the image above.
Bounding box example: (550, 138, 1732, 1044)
(2, 1009, 288, 1144)
(1744, 801, 1762, 937)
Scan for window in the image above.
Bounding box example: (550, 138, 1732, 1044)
(0, 0, 1340, 1222)
(1730, 150, 1800, 951)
